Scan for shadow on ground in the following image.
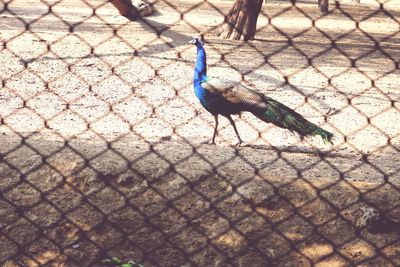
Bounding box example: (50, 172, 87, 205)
(1, 132, 399, 266)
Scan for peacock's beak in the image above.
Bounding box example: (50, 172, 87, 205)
(188, 38, 197, 44)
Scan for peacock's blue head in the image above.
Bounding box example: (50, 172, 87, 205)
(189, 37, 204, 48)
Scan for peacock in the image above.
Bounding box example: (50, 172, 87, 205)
(189, 37, 333, 146)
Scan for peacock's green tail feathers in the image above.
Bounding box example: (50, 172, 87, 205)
(261, 97, 334, 145)
(312, 128, 334, 145)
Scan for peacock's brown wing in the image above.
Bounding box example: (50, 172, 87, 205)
(202, 79, 267, 111)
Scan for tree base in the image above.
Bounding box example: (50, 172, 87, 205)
(219, 23, 255, 41)
(110, 0, 154, 20)
(218, 0, 263, 41)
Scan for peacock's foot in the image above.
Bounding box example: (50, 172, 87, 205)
(235, 140, 243, 147)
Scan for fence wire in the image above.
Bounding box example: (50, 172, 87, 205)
(1, 0, 400, 266)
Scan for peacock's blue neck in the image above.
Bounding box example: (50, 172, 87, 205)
(193, 46, 208, 100)
(194, 47, 207, 84)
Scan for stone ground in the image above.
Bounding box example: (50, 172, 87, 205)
(0, 0, 400, 266)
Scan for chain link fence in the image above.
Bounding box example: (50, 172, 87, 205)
(1, 0, 400, 266)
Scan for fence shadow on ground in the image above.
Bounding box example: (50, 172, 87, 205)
(1, 0, 400, 266)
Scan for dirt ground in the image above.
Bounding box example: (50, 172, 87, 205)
(1, 0, 400, 266)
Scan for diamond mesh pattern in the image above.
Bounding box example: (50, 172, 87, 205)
(1, 0, 400, 266)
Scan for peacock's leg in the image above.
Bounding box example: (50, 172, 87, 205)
(226, 115, 243, 146)
(212, 114, 219, 144)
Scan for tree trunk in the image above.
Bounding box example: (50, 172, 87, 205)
(318, 0, 329, 13)
(110, 0, 154, 20)
(219, 0, 263, 41)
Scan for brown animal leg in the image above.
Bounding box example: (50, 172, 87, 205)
(212, 114, 219, 145)
(226, 115, 243, 146)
